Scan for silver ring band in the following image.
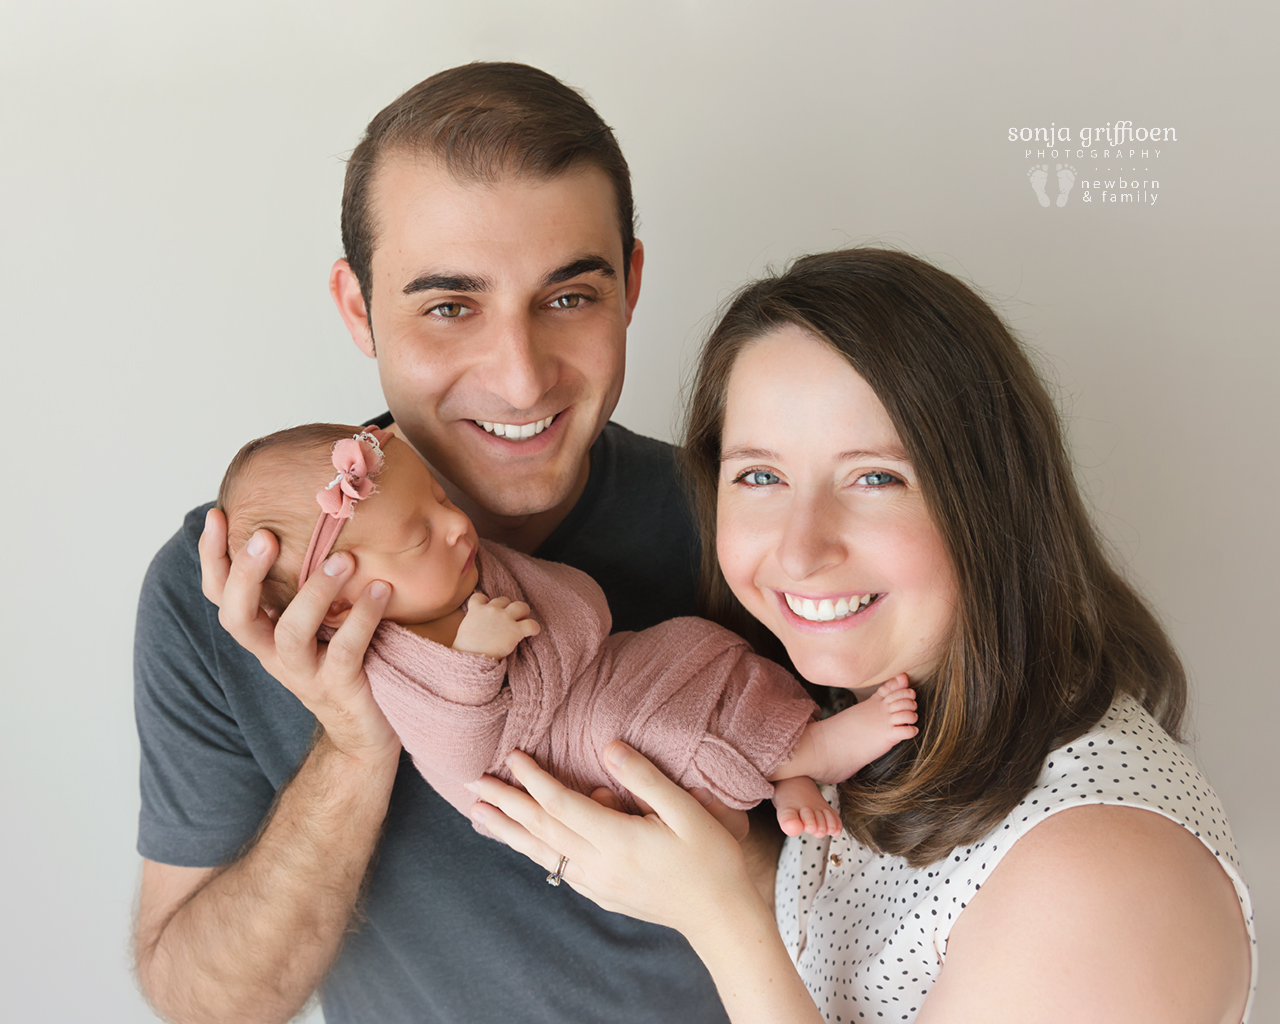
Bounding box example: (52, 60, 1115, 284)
(546, 854, 569, 886)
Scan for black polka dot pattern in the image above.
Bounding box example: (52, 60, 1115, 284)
(775, 695, 1258, 1022)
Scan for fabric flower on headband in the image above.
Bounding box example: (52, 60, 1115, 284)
(297, 428, 390, 588)
(316, 433, 385, 520)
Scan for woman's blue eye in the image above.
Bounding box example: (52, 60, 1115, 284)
(859, 471, 897, 487)
(740, 470, 781, 486)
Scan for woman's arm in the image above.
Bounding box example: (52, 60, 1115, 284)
(469, 746, 823, 1024)
(916, 804, 1252, 1024)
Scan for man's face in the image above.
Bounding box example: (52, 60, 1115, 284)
(337, 154, 641, 523)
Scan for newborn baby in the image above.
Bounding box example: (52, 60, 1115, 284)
(218, 424, 919, 838)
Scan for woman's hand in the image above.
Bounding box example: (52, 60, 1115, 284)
(198, 508, 401, 767)
(471, 746, 824, 1024)
(469, 745, 759, 935)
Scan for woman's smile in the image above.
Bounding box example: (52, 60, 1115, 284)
(778, 589, 884, 626)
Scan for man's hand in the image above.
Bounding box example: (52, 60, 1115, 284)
(198, 507, 400, 766)
(452, 592, 542, 658)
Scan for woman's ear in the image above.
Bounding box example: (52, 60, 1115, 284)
(322, 598, 353, 628)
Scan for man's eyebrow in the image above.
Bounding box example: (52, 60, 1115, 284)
(542, 255, 616, 287)
(402, 272, 491, 296)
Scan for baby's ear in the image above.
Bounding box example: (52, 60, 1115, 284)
(322, 599, 353, 628)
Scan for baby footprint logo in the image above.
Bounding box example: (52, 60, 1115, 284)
(1028, 164, 1051, 207)
(1055, 163, 1077, 206)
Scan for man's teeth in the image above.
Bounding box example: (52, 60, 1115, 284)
(784, 592, 877, 622)
(478, 415, 555, 440)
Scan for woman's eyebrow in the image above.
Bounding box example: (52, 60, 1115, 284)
(721, 444, 910, 462)
(838, 445, 910, 462)
(720, 446, 778, 463)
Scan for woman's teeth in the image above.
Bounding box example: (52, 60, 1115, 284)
(784, 592, 877, 622)
(477, 415, 555, 440)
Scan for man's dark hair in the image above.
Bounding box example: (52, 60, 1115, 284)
(341, 62, 636, 312)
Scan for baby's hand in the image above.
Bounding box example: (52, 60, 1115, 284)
(452, 593, 541, 659)
(773, 776, 842, 838)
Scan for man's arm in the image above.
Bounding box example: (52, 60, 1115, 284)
(133, 511, 399, 1024)
(135, 733, 397, 1023)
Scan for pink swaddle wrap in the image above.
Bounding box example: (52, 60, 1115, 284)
(364, 541, 817, 832)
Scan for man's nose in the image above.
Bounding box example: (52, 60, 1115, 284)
(482, 312, 558, 412)
(774, 490, 846, 583)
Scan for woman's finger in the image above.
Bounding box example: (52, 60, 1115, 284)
(468, 772, 597, 866)
(688, 788, 751, 842)
(593, 742, 708, 831)
(468, 793, 566, 875)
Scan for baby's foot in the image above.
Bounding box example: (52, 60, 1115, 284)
(773, 775, 842, 838)
(1028, 164, 1051, 207)
(849, 674, 919, 764)
(1055, 162, 1077, 206)
(807, 674, 918, 784)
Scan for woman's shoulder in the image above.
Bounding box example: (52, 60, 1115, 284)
(914, 696, 1256, 1023)
(918, 801, 1253, 1023)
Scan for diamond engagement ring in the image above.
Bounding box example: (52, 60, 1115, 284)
(546, 855, 569, 886)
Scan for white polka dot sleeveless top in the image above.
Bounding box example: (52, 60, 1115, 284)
(775, 694, 1257, 1022)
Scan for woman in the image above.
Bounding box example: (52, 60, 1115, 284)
(468, 249, 1256, 1023)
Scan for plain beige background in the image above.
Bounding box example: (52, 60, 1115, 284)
(1, 2, 1273, 1021)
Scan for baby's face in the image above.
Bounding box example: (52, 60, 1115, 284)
(333, 437, 481, 624)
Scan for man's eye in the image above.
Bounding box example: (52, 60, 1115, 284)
(737, 469, 781, 487)
(858, 471, 898, 487)
(429, 302, 467, 319)
(548, 294, 584, 309)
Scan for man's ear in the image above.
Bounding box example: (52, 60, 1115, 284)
(623, 238, 644, 327)
(330, 258, 376, 358)
(322, 598, 353, 629)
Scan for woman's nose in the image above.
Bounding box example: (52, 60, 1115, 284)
(774, 491, 846, 582)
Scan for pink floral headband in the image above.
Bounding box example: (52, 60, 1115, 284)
(297, 428, 390, 588)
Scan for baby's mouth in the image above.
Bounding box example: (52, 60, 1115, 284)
(783, 592, 881, 622)
(474, 414, 556, 440)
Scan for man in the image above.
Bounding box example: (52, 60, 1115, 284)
(132, 63, 752, 1023)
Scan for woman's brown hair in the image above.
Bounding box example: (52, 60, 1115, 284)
(682, 248, 1186, 866)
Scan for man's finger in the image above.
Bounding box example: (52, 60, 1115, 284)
(198, 508, 230, 607)
(218, 529, 281, 661)
(273, 551, 354, 672)
(325, 580, 392, 682)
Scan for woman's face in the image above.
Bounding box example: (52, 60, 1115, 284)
(716, 326, 958, 694)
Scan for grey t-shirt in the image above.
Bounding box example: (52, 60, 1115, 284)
(134, 422, 724, 1023)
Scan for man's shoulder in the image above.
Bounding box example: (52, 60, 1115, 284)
(138, 502, 216, 625)
(598, 420, 678, 460)
(538, 423, 700, 632)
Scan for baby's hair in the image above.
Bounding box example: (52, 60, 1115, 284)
(217, 423, 375, 614)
